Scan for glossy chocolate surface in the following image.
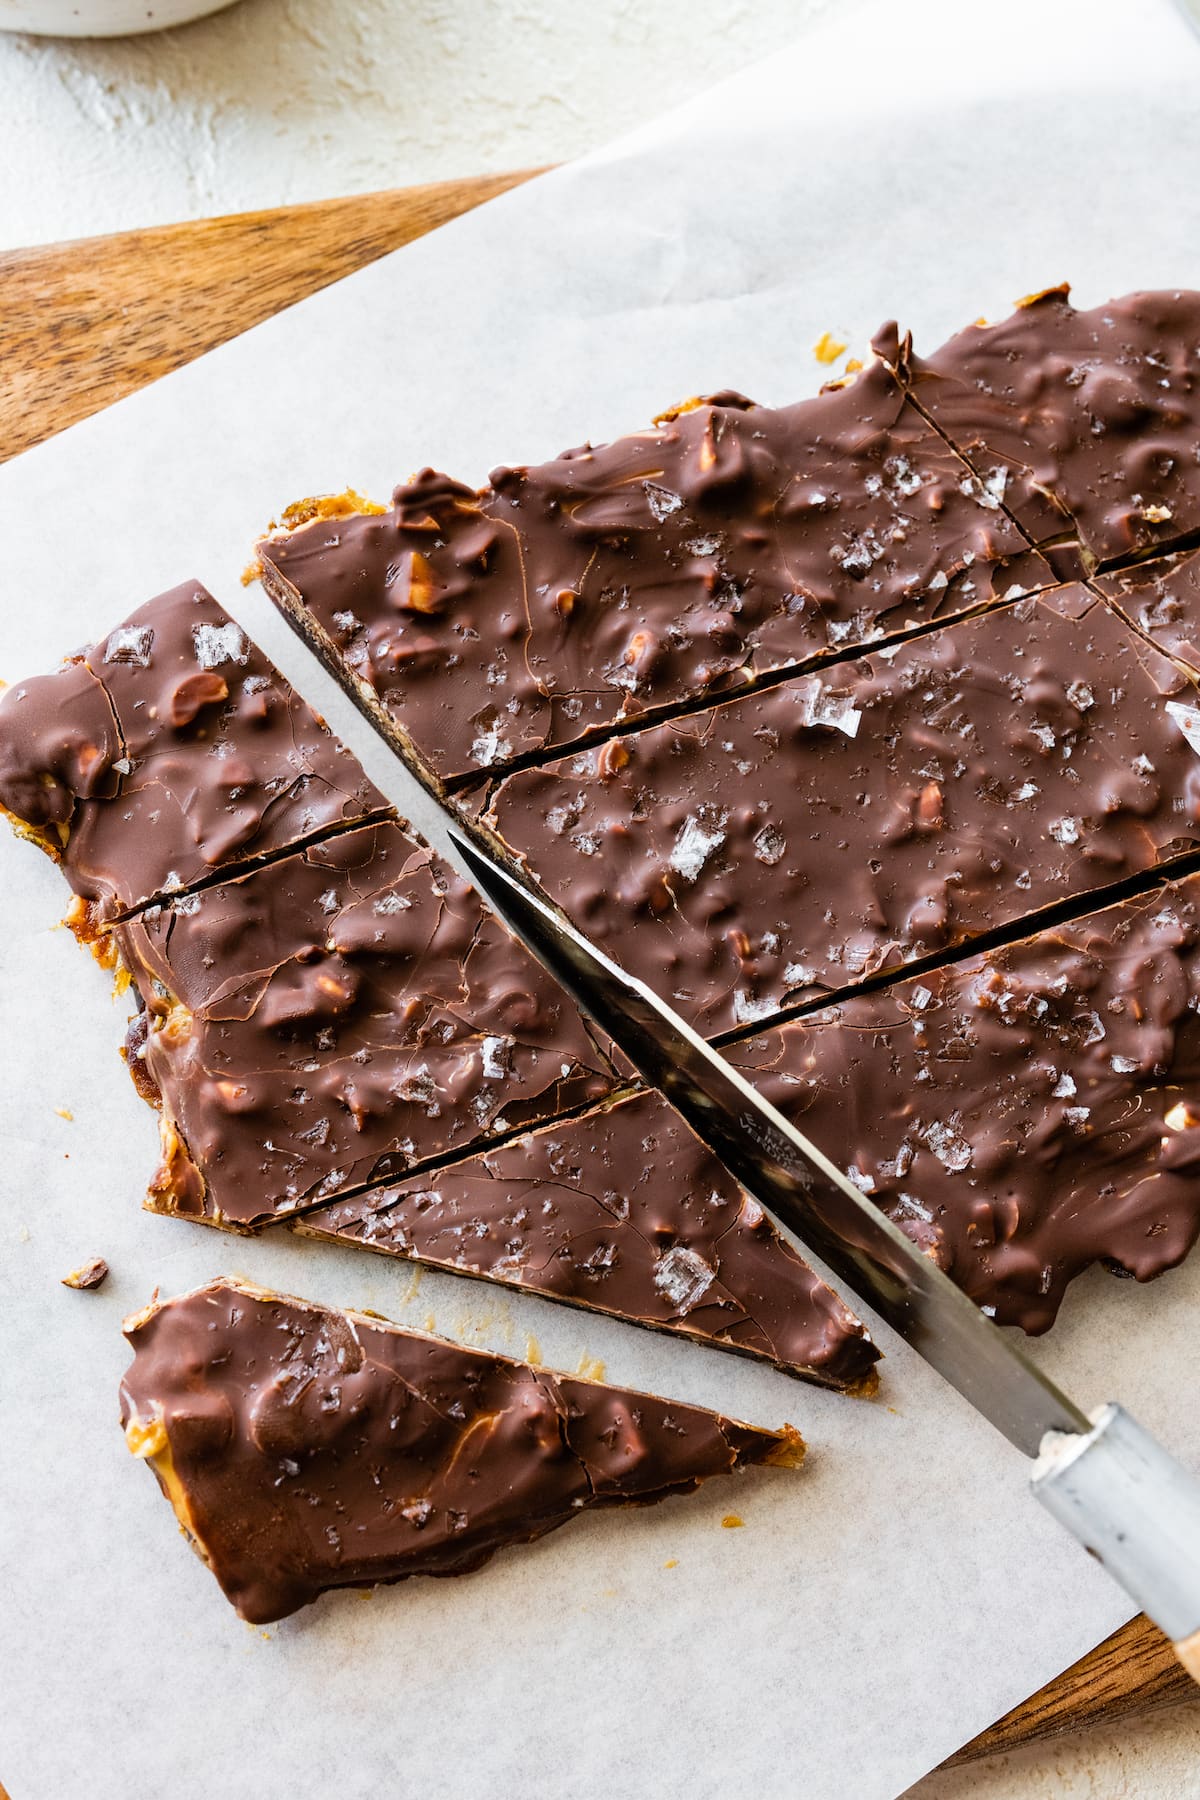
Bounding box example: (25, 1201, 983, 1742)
(733, 879, 1200, 1332)
(897, 288, 1200, 568)
(120, 1279, 800, 1622)
(486, 591, 1200, 1034)
(0, 580, 386, 922)
(116, 820, 613, 1228)
(258, 361, 1045, 786)
(1096, 547, 1200, 679)
(298, 1087, 877, 1391)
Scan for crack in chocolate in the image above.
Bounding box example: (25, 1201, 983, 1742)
(0, 580, 392, 927)
(115, 819, 615, 1228)
(259, 362, 1047, 792)
(484, 590, 1200, 1037)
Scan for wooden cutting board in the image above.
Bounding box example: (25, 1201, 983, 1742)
(0, 169, 1195, 1779)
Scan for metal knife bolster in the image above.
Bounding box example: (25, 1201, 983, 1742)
(1033, 1406, 1200, 1648)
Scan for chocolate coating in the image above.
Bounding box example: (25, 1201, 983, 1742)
(486, 592, 1200, 1035)
(0, 580, 387, 922)
(897, 288, 1200, 568)
(297, 1087, 877, 1391)
(1096, 548, 1200, 680)
(116, 821, 613, 1228)
(258, 361, 1046, 787)
(734, 878, 1200, 1333)
(120, 1279, 801, 1622)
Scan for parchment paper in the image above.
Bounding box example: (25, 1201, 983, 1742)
(4, 2, 1200, 1794)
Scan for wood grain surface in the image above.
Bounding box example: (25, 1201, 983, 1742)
(0, 172, 1196, 1780)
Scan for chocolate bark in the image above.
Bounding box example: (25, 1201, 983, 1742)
(0, 580, 387, 925)
(732, 878, 1200, 1333)
(297, 1087, 878, 1392)
(485, 590, 1200, 1035)
(116, 820, 613, 1229)
(120, 1278, 803, 1622)
(257, 360, 1047, 789)
(1095, 548, 1200, 680)
(894, 287, 1200, 570)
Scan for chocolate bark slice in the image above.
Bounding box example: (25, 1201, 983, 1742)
(297, 1087, 878, 1393)
(120, 1278, 804, 1623)
(894, 287, 1200, 571)
(257, 360, 1048, 791)
(0, 580, 388, 926)
(732, 876, 1200, 1334)
(115, 819, 614, 1229)
(1094, 548, 1200, 680)
(484, 589, 1200, 1036)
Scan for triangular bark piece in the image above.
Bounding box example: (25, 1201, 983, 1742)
(120, 1278, 804, 1623)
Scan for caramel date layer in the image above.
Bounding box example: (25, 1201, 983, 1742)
(485, 591, 1200, 1036)
(120, 1279, 803, 1623)
(296, 1087, 878, 1393)
(116, 820, 613, 1228)
(257, 359, 1048, 788)
(733, 878, 1200, 1333)
(0, 580, 388, 924)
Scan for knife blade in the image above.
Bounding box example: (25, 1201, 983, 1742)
(446, 823, 1083, 1453)
(445, 821, 1200, 1668)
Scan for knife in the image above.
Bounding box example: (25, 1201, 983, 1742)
(446, 821, 1200, 1680)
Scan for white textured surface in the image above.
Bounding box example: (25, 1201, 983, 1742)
(1, 3, 1200, 1796)
(0, 0, 854, 250)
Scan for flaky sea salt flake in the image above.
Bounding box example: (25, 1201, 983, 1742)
(921, 1118, 972, 1172)
(643, 482, 683, 522)
(192, 621, 248, 669)
(653, 1246, 716, 1313)
(795, 676, 862, 738)
(669, 812, 726, 882)
(753, 823, 786, 866)
(1166, 699, 1200, 755)
(104, 625, 154, 667)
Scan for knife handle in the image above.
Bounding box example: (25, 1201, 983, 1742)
(1176, 1630, 1200, 1681)
(1032, 1403, 1200, 1685)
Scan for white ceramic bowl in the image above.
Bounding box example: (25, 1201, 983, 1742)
(0, 0, 238, 34)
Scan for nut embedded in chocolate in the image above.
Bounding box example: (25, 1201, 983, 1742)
(61, 1257, 109, 1291)
(119, 1278, 804, 1622)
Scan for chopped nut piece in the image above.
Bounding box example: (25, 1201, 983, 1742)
(62, 1257, 109, 1291)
